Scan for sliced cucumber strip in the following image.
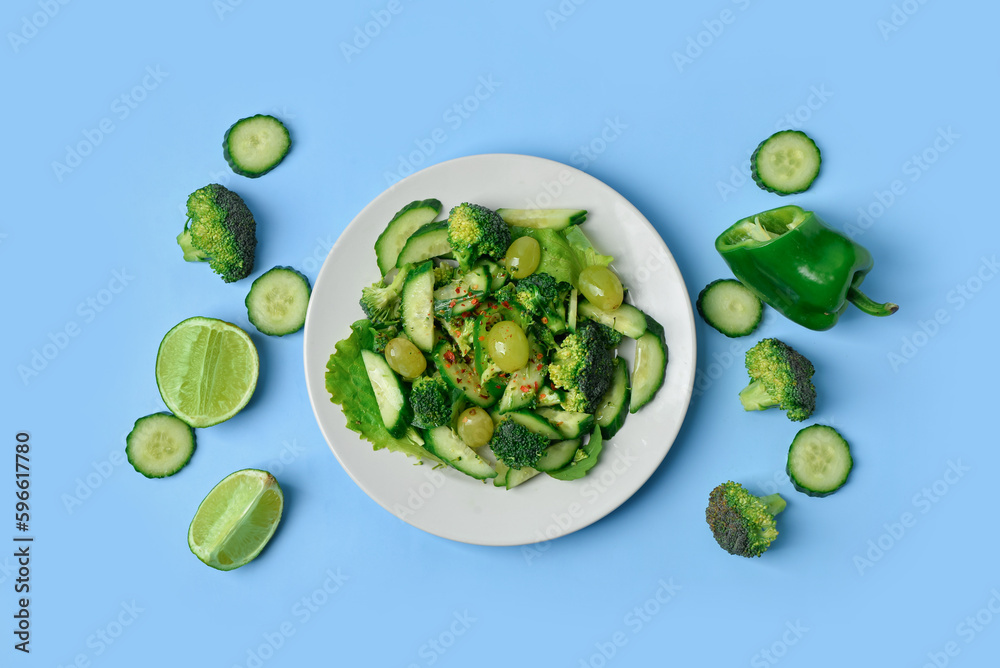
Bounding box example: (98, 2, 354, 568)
(375, 199, 442, 275)
(424, 426, 496, 480)
(396, 222, 451, 268)
(696, 279, 762, 338)
(502, 411, 561, 440)
(245, 266, 311, 336)
(498, 338, 546, 413)
(506, 465, 540, 489)
(547, 428, 603, 481)
(786, 425, 853, 497)
(223, 114, 290, 178)
(433, 340, 503, 408)
(578, 301, 647, 339)
(401, 261, 435, 352)
(534, 439, 582, 472)
(534, 408, 594, 439)
(595, 357, 630, 438)
(360, 349, 411, 437)
(493, 460, 509, 487)
(751, 130, 822, 196)
(126, 413, 196, 478)
(630, 320, 667, 413)
(497, 208, 587, 230)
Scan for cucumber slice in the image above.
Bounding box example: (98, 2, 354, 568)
(534, 408, 594, 439)
(595, 357, 630, 438)
(375, 199, 443, 275)
(424, 426, 497, 480)
(245, 266, 311, 336)
(578, 301, 647, 339)
(126, 413, 196, 478)
(401, 261, 435, 352)
(506, 466, 540, 489)
(534, 439, 582, 472)
(433, 265, 489, 318)
(493, 460, 509, 487)
(547, 428, 603, 481)
(360, 349, 411, 437)
(223, 114, 290, 178)
(502, 411, 561, 440)
(751, 130, 822, 195)
(498, 338, 546, 413)
(433, 340, 503, 408)
(630, 321, 667, 413)
(786, 425, 853, 497)
(696, 279, 762, 338)
(497, 208, 587, 230)
(396, 222, 451, 268)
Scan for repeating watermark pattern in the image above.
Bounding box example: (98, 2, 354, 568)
(299, 234, 336, 274)
(340, 0, 410, 62)
(264, 439, 307, 476)
(214, 0, 249, 21)
(55, 600, 144, 667)
(571, 117, 628, 171)
(51, 66, 169, 182)
(61, 449, 130, 514)
(845, 127, 958, 240)
(17, 268, 136, 386)
(887, 254, 996, 372)
(391, 464, 447, 520)
(716, 85, 833, 201)
(522, 443, 641, 564)
(919, 588, 1000, 668)
(672, 0, 753, 73)
(578, 578, 681, 667)
(545, 0, 587, 31)
(7, 0, 71, 53)
(405, 610, 477, 668)
(382, 75, 501, 186)
(750, 621, 809, 667)
(852, 460, 969, 575)
(692, 340, 742, 398)
(232, 568, 349, 668)
(877, 0, 932, 41)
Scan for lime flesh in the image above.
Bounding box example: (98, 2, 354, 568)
(188, 469, 283, 571)
(155, 317, 259, 428)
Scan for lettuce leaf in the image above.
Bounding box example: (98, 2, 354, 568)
(325, 319, 441, 464)
(509, 226, 613, 287)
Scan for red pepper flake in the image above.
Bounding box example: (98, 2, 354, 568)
(520, 385, 531, 392)
(444, 351, 455, 363)
(533, 381, 539, 390)
(536, 364, 543, 371)
(471, 298, 479, 306)
(541, 316, 549, 324)
(454, 286, 461, 294)
(501, 301, 510, 308)
(539, 393, 547, 400)
(477, 336, 485, 342)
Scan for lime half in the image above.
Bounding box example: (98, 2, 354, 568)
(188, 469, 283, 571)
(155, 317, 259, 428)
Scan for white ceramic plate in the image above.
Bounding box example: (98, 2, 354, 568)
(304, 154, 696, 546)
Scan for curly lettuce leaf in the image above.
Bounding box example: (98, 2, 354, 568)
(326, 319, 441, 464)
(509, 227, 613, 287)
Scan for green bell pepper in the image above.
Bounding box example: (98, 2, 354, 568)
(715, 205, 897, 331)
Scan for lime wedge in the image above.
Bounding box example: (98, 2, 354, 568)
(188, 469, 283, 571)
(155, 317, 259, 428)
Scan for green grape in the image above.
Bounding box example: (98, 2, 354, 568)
(486, 321, 529, 373)
(504, 236, 541, 279)
(578, 265, 624, 310)
(457, 407, 494, 448)
(384, 337, 426, 379)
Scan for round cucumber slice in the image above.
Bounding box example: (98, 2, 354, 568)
(697, 279, 763, 337)
(786, 425, 853, 497)
(126, 412, 196, 478)
(223, 114, 291, 178)
(246, 266, 311, 336)
(751, 130, 821, 195)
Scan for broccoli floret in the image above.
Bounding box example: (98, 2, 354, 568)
(705, 481, 786, 558)
(359, 266, 410, 325)
(739, 338, 816, 422)
(433, 262, 456, 288)
(368, 322, 399, 354)
(442, 315, 476, 357)
(177, 184, 257, 282)
(409, 376, 452, 429)
(447, 203, 511, 271)
(489, 419, 549, 470)
(547, 320, 616, 413)
(512, 272, 569, 332)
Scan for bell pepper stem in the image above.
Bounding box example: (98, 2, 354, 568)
(847, 286, 898, 317)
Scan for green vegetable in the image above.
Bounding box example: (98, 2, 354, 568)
(375, 199, 442, 275)
(325, 320, 441, 463)
(546, 427, 603, 481)
(739, 338, 816, 422)
(496, 208, 587, 229)
(511, 272, 570, 333)
(223, 114, 291, 178)
(245, 266, 311, 336)
(409, 376, 452, 429)
(489, 418, 549, 470)
(705, 481, 786, 558)
(787, 425, 853, 497)
(750, 130, 821, 195)
(548, 320, 616, 413)
(359, 265, 409, 325)
(716, 205, 898, 331)
(125, 413, 196, 478)
(696, 279, 763, 338)
(360, 349, 412, 438)
(447, 202, 511, 271)
(177, 184, 257, 283)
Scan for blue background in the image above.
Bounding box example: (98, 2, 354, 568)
(3, 0, 998, 666)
